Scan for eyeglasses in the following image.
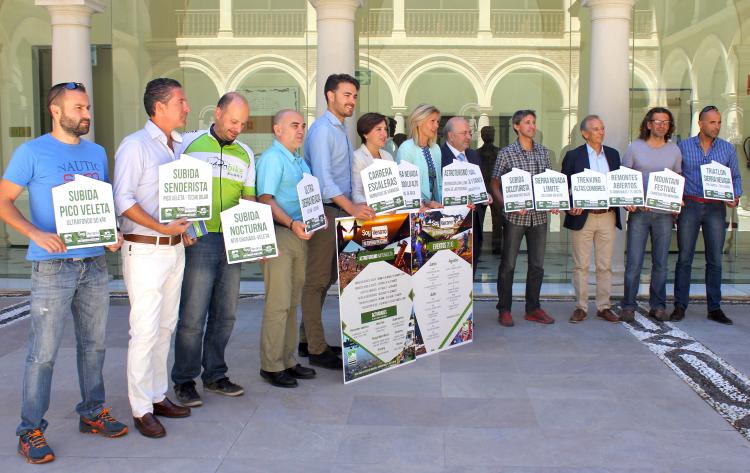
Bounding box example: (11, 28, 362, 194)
(650, 119, 671, 126)
(699, 105, 719, 120)
(47, 82, 86, 107)
(454, 131, 472, 136)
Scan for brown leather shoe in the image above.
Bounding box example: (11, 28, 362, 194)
(596, 308, 620, 323)
(153, 397, 191, 418)
(498, 311, 514, 327)
(569, 308, 587, 323)
(133, 413, 165, 438)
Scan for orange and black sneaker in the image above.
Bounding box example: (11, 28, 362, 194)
(18, 428, 55, 464)
(79, 408, 128, 438)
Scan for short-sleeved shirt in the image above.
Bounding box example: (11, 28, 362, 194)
(113, 120, 182, 236)
(256, 139, 311, 222)
(304, 110, 353, 202)
(3, 134, 109, 261)
(492, 140, 551, 227)
(622, 139, 682, 213)
(678, 135, 742, 198)
(178, 128, 256, 234)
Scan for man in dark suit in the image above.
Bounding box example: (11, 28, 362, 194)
(441, 117, 491, 276)
(561, 115, 621, 324)
(478, 126, 504, 255)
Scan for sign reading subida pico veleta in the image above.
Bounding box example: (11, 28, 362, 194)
(52, 174, 117, 249)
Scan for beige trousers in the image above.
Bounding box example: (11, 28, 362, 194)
(571, 211, 617, 312)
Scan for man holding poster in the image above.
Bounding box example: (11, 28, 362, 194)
(0, 83, 127, 464)
(672, 106, 742, 324)
(561, 115, 621, 324)
(256, 109, 317, 388)
(170, 93, 255, 407)
(114, 78, 193, 438)
(620, 107, 682, 323)
(490, 110, 557, 327)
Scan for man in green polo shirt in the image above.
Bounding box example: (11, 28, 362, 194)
(256, 109, 317, 388)
(171, 92, 255, 406)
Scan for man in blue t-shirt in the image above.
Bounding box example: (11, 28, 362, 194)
(0, 83, 127, 464)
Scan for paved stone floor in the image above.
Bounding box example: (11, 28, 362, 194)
(0, 296, 749, 472)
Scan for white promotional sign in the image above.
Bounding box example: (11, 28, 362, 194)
(361, 159, 405, 214)
(220, 200, 278, 264)
(297, 173, 326, 233)
(52, 174, 117, 249)
(570, 168, 609, 209)
(441, 161, 488, 206)
(607, 166, 644, 206)
(500, 167, 534, 213)
(701, 161, 735, 201)
(158, 155, 213, 222)
(645, 168, 685, 212)
(532, 169, 570, 211)
(397, 161, 422, 212)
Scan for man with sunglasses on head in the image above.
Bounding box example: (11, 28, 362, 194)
(671, 106, 742, 324)
(620, 107, 682, 323)
(0, 82, 127, 464)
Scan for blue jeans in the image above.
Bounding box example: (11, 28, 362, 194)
(496, 221, 547, 313)
(674, 199, 726, 311)
(17, 255, 109, 436)
(623, 211, 674, 311)
(171, 233, 240, 385)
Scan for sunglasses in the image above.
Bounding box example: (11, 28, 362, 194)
(47, 82, 86, 107)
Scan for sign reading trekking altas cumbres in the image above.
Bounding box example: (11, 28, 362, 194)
(361, 159, 405, 214)
(158, 155, 212, 222)
(52, 174, 117, 249)
(297, 173, 326, 233)
(220, 200, 278, 264)
(532, 169, 570, 211)
(397, 160, 421, 212)
(501, 167, 534, 212)
(607, 166, 644, 206)
(700, 160, 734, 201)
(442, 161, 488, 206)
(570, 168, 609, 209)
(645, 168, 685, 212)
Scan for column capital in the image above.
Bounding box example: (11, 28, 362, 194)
(308, 0, 362, 21)
(582, 0, 636, 21)
(35, 0, 104, 26)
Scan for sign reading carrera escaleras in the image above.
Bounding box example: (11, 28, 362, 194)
(220, 199, 278, 264)
(52, 174, 117, 249)
(158, 155, 213, 222)
(361, 159, 405, 214)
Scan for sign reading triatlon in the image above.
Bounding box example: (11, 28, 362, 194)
(52, 174, 117, 249)
(158, 155, 212, 222)
(700, 160, 735, 201)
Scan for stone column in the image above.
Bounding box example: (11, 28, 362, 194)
(218, 0, 233, 37)
(392, 0, 406, 38)
(583, 0, 636, 279)
(309, 0, 362, 141)
(393, 108, 407, 135)
(36, 0, 104, 140)
(478, 0, 491, 39)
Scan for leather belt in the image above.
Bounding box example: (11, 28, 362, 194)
(124, 234, 181, 246)
(588, 208, 613, 215)
(685, 195, 722, 204)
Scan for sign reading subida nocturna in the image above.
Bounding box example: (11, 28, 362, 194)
(220, 200, 278, 264)
(52, 174, 117, 249)
(361, 159, 405, 214)
(297, 173, 326, 233)
(158, 155, 212, 222)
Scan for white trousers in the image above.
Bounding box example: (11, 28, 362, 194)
(122, 241, 185, 417)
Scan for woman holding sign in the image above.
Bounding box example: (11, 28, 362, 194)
(351, 112, 395, 204)
(396, 104, 443, 208)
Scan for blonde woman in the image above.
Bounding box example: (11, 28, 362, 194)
(351, 112, 395, 204)
(396, 104, 443, 208)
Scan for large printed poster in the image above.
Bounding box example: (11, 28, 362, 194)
(336, 208, 474, 383)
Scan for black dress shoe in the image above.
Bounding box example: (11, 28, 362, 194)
(708, 308, 733, 325)
(670, 305, 686, 322)
(329, 345, 342, 355)
(133, 413, 165, 438)
(285, 364, 316, 379)
(153, 397, 191, 418)
(308, 350, 342, 370)
(260, 370, 298, 388)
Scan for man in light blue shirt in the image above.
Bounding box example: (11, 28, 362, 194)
(256, 109, 317, 388)
(300, 74, 374, 369)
